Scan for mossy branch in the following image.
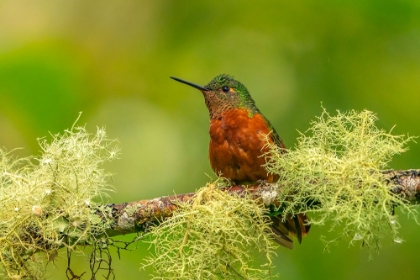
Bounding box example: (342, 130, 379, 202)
(0, 108, 419, 279)
(107, 169, 420, 237)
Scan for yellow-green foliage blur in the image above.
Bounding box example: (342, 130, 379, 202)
(1, 1, 419, 279)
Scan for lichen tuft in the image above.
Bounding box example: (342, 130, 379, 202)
(264, 108, 417, 251)
(142, 183, 277, 279)
(0, 125, 119, 278)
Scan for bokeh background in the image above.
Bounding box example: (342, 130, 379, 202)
(1, 1, 420, 279)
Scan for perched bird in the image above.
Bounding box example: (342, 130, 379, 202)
(171, 74, 309, 249)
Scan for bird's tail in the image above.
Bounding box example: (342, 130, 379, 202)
(269, 213, 310, 249)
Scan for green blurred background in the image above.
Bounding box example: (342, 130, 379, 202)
(1, 0, 420, 279)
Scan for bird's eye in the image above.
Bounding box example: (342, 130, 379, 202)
(222, 86, 230, 92)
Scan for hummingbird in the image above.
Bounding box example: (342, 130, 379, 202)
(171, 74, 309, 249)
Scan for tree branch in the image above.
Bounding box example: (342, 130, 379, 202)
(105, 169, 420, 237)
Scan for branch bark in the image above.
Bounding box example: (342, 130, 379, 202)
(104, 169, 420, 237)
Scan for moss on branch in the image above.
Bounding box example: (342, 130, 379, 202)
(0, 108, 418, 279)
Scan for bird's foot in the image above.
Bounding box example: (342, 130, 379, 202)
(256, 179, 269, 186)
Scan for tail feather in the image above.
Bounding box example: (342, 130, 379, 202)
(269, 213, 310, 249)
(269, 215, 294, 249)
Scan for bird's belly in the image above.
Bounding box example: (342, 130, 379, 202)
(208, 111, 277, 184)
(209, 139, 270, 183)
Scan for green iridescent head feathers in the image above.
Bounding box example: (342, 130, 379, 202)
(202, 74, 259, 118)
(205, 74, 248, 93)
(171, 74, 260, 118)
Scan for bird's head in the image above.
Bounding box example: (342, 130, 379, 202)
(171, 74, 258, 119)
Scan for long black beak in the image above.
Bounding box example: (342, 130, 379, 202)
(170, 76, 209, 91)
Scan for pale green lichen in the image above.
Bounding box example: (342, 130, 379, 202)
(264, 108, 417, 251)
(142, 183, 277, 280)
(0, 124, 119, 278)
